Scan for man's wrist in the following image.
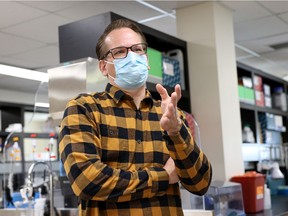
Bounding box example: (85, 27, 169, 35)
(167, 118, 182, 136)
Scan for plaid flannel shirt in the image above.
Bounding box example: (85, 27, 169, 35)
(59, 83, 212, 216)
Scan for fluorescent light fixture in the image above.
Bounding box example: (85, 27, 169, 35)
(138, 13, 175, 24)
(135, 0, 176, 19)
(235, 43, 260, 58)
(0, 64, 48, 82)
(35, 102, 49, 108)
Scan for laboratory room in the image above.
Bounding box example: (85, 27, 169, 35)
(0, 1, 288, 216)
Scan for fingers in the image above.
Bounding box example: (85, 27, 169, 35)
(171, 84, 181, 108)
(171, 92, 177, 108)
(156, 83, 182, 102)
(156, 83, 169, 100)
(163, 157, 179, 184)
(166, 102, 177, 118)
(164, 157, 174, 170)
(175, 84, 182, 101)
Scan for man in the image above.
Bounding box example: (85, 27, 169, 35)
(59, 18, 212, 216)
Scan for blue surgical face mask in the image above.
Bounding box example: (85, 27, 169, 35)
(106, 52, 148, 90)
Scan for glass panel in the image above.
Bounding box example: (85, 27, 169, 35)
(24, 137, 57, 161)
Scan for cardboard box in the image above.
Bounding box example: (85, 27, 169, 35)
(253, 75, 262, 91)
(238, 85, 255, 104)
(239, 76, 253, 88)
(264, 96, 272, 108)
(263, 84, 271, 96)
(255, 90, 264, 107)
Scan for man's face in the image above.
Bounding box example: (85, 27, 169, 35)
(99, 27, 144, 86)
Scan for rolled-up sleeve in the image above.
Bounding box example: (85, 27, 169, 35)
(163, 113, 212, 195)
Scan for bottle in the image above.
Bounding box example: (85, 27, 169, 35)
(30, 133, 37, 161)
(264, 184, 271, 209)
(242, 124, 255, 143)
(48, 133, 56, 160)
(12, 136, 21, 161)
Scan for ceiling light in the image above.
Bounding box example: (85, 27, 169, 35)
(0, 64, 48, 82)
(235, 43, 260, 58)
(135, 0, 176, 19)
(138, 13, 176, 24)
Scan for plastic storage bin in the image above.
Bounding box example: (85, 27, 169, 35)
(272, 87, 287, 111)
(147, 47, 163, 84)
(204, 180, 245, 216)
(231, 172, 265, 213)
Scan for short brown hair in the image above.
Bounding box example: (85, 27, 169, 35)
(96, 19, 147, 60)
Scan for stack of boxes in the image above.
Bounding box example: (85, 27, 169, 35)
(258, 113, 286, 145)
(254, 75, 265, 107)
(238, 74, 286, 111)
(263, 84, 272, 108)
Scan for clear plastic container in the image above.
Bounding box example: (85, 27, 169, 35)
(272, 87, 287, 111)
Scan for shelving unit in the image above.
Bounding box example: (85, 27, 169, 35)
(237, 63, 288, 172)
(58, 12, 191, 113)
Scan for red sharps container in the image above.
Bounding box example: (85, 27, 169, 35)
(231, 171, 265, 213)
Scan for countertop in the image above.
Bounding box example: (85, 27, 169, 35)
(0, 208, 215, 216)
(0, 195, 286, 216)
(247, 195, 288, 216)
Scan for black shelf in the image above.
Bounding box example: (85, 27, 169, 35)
(238, 63, 288, 166)
(240, 102, 287, 116)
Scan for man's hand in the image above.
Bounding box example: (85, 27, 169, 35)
(156, 84, 182, 135)
(164, 157, 179, 184)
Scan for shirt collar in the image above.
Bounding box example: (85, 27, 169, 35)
(105, 83, 154, 108)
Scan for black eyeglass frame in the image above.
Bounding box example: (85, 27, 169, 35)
(101, 42, 148, 60)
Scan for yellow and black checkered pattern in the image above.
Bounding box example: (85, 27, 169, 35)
(59, 83, 212, 216)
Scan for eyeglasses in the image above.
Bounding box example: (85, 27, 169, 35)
(102, 43, 148, 60)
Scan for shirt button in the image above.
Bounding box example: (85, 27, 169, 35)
(137, 139, 142, 144)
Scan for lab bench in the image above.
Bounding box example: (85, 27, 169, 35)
(247, 195, 288, 216)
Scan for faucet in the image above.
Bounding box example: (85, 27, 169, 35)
(27, 161, 54, 216)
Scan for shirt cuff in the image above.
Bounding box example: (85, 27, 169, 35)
(146, 167, 169, 193)
(162, 123, 191, 151)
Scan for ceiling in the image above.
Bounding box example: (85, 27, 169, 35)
(1, 0, 288, 97)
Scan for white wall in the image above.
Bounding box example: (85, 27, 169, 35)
(176, 2, 244, 181)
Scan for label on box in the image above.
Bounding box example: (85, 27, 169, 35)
(256, 185, 264, 199)
(163, 61, 174, 76)
(243, 77, 253, 88)
(275, 115, 283, 127)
